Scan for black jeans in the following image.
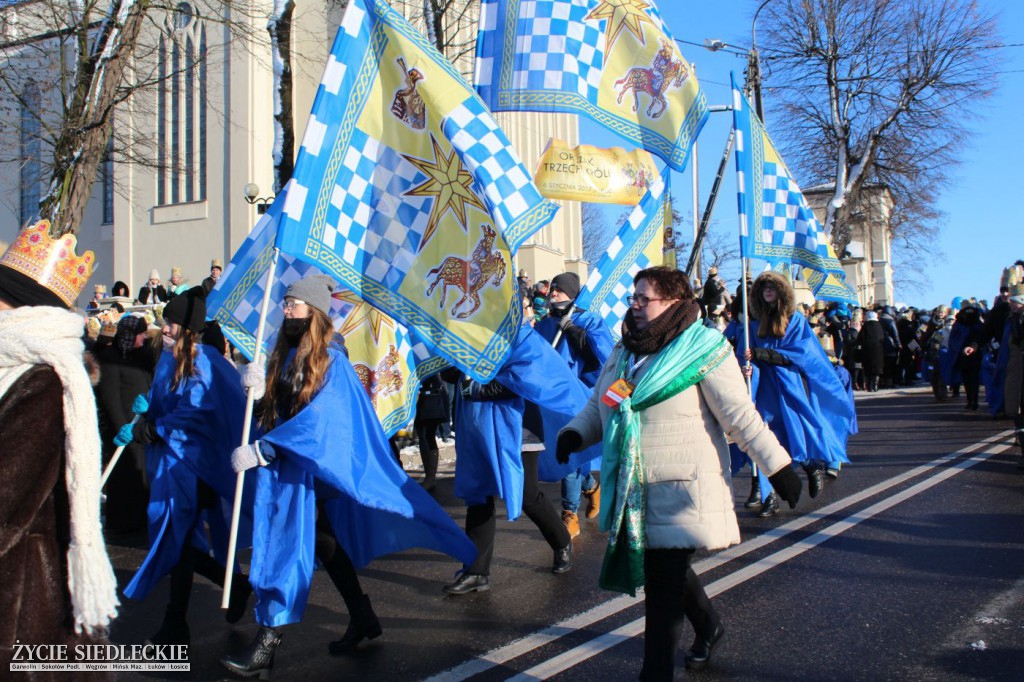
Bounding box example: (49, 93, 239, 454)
(639, 548, 720, 682)
(463, 450, 570, 575)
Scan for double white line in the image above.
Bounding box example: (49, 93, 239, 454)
(426, 431, 1016, 682)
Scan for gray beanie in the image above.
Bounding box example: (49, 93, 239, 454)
(285, 274, 336, 316)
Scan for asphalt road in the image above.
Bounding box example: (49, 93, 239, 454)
(104, 385, 1024, 681)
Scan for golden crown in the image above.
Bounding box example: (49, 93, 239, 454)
(0, 220, 95, 306)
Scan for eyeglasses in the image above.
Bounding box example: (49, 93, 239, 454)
(627, 294, 672, 307)
(283, 299, 306, 311)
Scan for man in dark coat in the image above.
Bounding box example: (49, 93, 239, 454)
(96, 314, 157, 532)
(857, 311, 885, 392)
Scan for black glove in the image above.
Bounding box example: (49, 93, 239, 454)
(768, 466, 802, 508)
(132, 416, 161, 445)
(557, 313, 574, 330)
(556, 429, 582, 465)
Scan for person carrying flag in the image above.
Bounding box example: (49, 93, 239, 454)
(534, 271, 614, 538)
(221, 274, 475, 678)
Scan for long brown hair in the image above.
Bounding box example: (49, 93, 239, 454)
(750, 272, 795, 339)
(258, 307, 334, 429)
(172, 329, 200, 390)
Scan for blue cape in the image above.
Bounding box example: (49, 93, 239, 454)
(749, 314, 855, 466)
(250, 347, 476, 627)
(534, 309, 615, 389)
(982, 321, 1010, 415)
(535, 309, 613, 476)
(453, 325, 594, 519)
(125, 346, 253, 600)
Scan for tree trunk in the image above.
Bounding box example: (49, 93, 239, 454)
(269, 0, 296, 191)
(39, 1, 149, 237)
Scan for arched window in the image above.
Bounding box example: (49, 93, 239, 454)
(156, 2, 206, 206)
(19, 80, 41, 226)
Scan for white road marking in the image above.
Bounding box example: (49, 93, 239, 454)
(424, 431, 1014, 682)
(509, 439, 1014, 681)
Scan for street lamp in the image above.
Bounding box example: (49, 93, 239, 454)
(748, 0, 776, 120)
(243, 182, 275, 214)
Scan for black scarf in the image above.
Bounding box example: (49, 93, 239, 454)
(621, 298, 700, 356)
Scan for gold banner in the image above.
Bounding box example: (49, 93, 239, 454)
(534, 139, 658, 205)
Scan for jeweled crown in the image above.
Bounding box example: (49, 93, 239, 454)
(0, 220, 95, 306)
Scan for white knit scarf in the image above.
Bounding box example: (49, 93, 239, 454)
(0, 306, 119, 636)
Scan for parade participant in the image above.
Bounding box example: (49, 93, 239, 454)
(167, 266, 189, 298)
(0, 221, 119, 675)
(442, 322, 594, 595)
(555, 266, 800, 677)
(535, 271, 614, 538)
(1001, 264, 1024, 456)
(414, 372, 450, 490)
(137, 269, 169, 305)
(96, 313, 156, 533)
(940, 300, 985, 411)
(88, 283, 107, 309)
(858, 311, 885, 392)
(117, 286, 253, 646)
(222, 274, 475, 677)
(743, 272, 855, 509)
(202, 258, 223, 295)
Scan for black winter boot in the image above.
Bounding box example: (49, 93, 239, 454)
(757, 491, 779, 517)
(421, 446, 439, 491)
(328, 594, 383, 655)
(743, 475, 761, 508)
(221, 626, 282, 679)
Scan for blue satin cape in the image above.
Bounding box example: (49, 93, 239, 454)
(748, 314, 856, 466)
(535, 309, 613, 476)
(453, 325, 594, 519)
(250, 347, 477, 627)
(124, 346, 253, 600)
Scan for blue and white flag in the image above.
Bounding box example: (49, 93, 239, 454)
(274, 0, 558, 382)
(576, 166, 670, 338)
(475, 0, 707, 171)
(732, 73, 844, 278)
(207, 195, 447, 436)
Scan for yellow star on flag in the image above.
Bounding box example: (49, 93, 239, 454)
(334, 290, 393, 343)
(585, 0, 656, 53)
(403, 134, 488, 251)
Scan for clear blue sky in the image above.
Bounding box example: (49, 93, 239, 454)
(580, 0, 1023, 309)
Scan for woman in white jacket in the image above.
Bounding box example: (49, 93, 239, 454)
(556, 267, 802, 680)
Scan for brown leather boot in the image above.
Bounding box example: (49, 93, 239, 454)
(582, 480, 601, 519)
(561, 510, 580, 539)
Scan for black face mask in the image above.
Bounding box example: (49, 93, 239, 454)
(282, 317, 311, 346)
(549, 299, 573, 318)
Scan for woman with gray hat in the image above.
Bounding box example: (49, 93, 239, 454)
(222, 274, 475, 678)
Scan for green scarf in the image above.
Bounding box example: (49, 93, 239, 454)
(598, 323, 732, 596)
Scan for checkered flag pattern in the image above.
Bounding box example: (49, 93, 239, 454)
(489, 0, 605, 100)
(320, 129, 433, 290)
(577, 167, 669, 339)
(443, 98, 546, 238)
(732, 73, 843, 278)
(475, 0, 707, 172)
(206, 191, 445, 436)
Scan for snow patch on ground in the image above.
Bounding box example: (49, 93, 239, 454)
(974, 616, 1013, 626)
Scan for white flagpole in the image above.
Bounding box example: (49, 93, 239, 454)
(100, 415, 141, 488)
(221, 247, 281, 610)
(741, 256, 757, 483)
